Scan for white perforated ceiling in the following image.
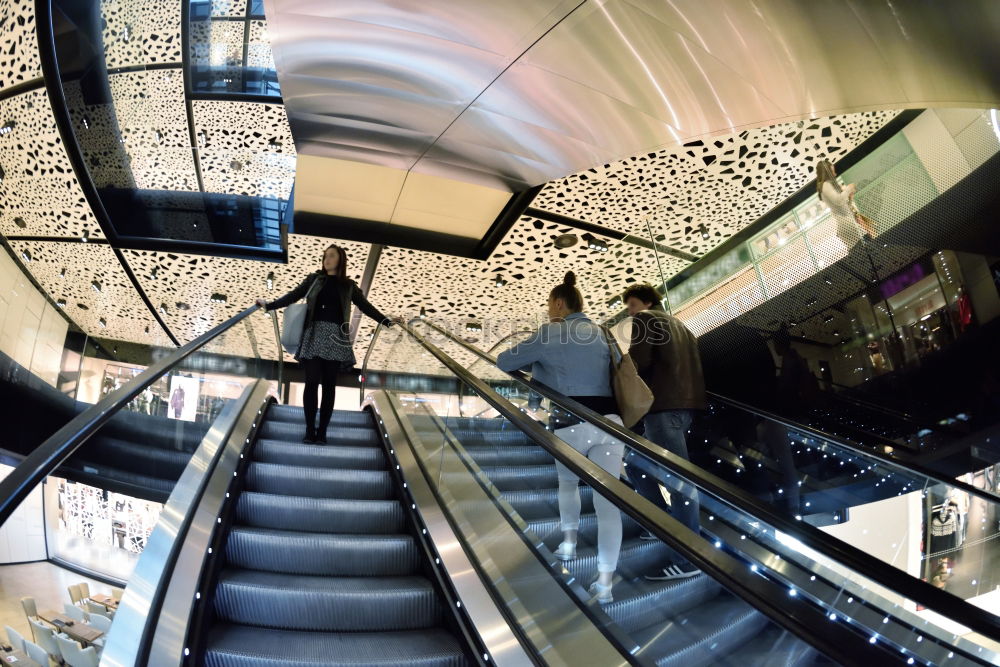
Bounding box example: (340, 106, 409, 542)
(0, 0, 41, 88)
(534, 111, 899, 257)
(0, 89, 105, 240)
(7, 239, 172, 345)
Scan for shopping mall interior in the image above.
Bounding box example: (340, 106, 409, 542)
(0, 0, 998, 665)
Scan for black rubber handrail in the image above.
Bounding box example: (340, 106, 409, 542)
(0, 305, 273, 527)
(395, 323, 900, 666)
(420, 318, 996, 507)
(412, 317, 1000, 642)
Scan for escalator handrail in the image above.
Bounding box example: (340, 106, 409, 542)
(703, 390, 996, 505)
(414, 317, 1000, 641)
(395, 323, 897, 666)
(421, 318, 997, 508)
(0, 304, 268, 528)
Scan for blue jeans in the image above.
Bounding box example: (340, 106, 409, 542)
(626, 409, 699, 567)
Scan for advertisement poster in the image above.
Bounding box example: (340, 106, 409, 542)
(167, 375, 200, 422)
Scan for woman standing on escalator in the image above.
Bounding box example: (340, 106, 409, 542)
(496, 271, 624, 604)
(257, 244, 397, 444)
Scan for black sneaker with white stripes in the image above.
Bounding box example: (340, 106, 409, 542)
(644, 561, 700, 581)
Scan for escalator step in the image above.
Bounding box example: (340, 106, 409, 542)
(480, 464, 558, 491)
(253, 440, 386, 470)
(631, 597, 767, 667)
(214, 570, 441, 631)
(562, 537, 670, 581)
(225, 527, 420, 576)
(257, 421, 380, 446)
(442, 417, 521, 432)
(267, 405, 372, 427)
(439, 429, 534, 446)
(460, 445, 553, 466)
(602, 576, 724, 634)
(246, 462, 393, 500)
(727, 624, 818, 666)
(204, 624, 469, 667)
(235, 493, 404, 534)
(526, 512, 643, 546)
(501, 486, 594, 520)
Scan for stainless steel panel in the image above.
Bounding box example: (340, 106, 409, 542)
(370, 391, 630, 667)
(367, 393, 536, 667)
(265, 0, 1000, 204)
(99, 381, 270, 667)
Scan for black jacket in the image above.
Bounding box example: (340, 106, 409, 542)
(265, 273, 391, 332)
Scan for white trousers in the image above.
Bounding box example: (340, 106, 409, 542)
(553, 415, 625, 574)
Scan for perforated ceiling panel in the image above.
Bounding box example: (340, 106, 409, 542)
(0, 89, 105, 240)
(101, 0, 184, 69)
(360, 214, 690, 370)
(123, 234, 371, 359)
(7, 239, 172, 345)
(533, 111, 899, 263)
(108, 69, 199, 191)
(191, 101, 295, 198)
(0, 0, 41, 88)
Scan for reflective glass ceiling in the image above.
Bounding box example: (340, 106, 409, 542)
(49, 0, 290, 256)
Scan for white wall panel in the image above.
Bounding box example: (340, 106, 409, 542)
(0, 464, 46, 563)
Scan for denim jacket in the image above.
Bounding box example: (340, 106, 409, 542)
(496, 312, 612, 397)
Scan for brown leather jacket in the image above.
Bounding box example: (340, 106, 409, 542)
(628, 307, 707, 413)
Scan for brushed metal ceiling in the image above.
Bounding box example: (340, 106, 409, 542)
(264, 0, 1000, 196)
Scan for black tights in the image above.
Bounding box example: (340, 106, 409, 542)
(302, 358, 338, 435)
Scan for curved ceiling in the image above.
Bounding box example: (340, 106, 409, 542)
(268, 0, 999, 189)
(1, 0, 998, 368)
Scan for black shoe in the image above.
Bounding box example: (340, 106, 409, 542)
(303, 428, 317, 444)
(315, 433, 328, 445)
(644, 562, 700, 581)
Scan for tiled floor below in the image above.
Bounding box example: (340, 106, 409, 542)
(0, 560, 113, 647)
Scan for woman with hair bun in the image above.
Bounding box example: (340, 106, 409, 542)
(496, 271, 624, 603)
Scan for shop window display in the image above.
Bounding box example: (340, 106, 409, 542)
(46, 478, 162, 580)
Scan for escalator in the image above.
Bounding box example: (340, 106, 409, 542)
(435, 415, 813, 665)
(1, 304, 999, 666)
(201, 404, 470, 666)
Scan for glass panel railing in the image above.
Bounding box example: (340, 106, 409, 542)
(364, 321, 1000, 665)
(0, 305, 281, 663)
(409, 318, 1000, 663)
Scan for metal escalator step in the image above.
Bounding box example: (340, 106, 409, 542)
(225, 527, 420, 576)
(442, 417, 521, 432)
(724, 624, 818, 666)
(253, 440, 386, 470)
(267, 405, 372, 427)
(461, 445, 553, 466)
(601, 576, 724, 634)
(204, 624, 469, 667)
(442, 429, 534, 446)
(480, 464, 558, 491)
(257, 420, 380, 446)
(214, 570, 442, 631)
(246, 463, 393, 500)
(236, 493, 404, 534)
(86, 436, 190, 477)
(562, 538, 670, 581)
(526, 513, 643, 546)
(502, 487, 594, 520)
(630, 596, 768, 667)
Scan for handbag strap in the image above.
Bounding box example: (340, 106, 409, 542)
(598, 324, 623, 367)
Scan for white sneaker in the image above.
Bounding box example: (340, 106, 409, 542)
(589, 581, 613, 603)
(553, 542, 577, 561)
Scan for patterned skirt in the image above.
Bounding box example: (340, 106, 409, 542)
(296, 320, 356, 368)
